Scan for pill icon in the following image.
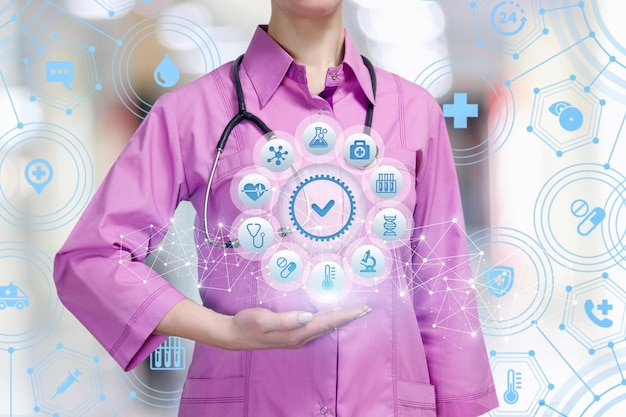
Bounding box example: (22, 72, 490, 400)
(570, 199, 605, 236)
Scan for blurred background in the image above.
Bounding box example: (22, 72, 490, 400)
(1, 0, 626, 416)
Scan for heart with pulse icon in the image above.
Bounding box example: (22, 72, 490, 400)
(242, 183, 268, 201)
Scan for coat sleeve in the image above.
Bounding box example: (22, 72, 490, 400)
(54, 94, 190, 371)
(410, 97, 499, 416)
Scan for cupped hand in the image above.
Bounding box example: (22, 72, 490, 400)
(215, 304, 372, 350)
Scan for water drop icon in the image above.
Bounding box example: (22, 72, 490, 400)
(154, 54, 180, 88)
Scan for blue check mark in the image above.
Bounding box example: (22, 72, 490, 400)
(311, 200, 335, 217)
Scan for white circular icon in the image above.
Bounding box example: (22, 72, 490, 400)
(343, 133, 377, 168)
(370, 166, 403, 199)
(237, 217, 274, 253)
(268, 250, 303, 284)
(237, 174, 271, 207)
(351, 245, 385, 279)
(261, 139, 294, 172)
(310, 261, 345, 295)
(373, 208, 407, 241)
(303, 122, 336, 155)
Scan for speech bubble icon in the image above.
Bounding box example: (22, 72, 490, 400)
(45, 61, 74, 91)
(25, 159, 54, 194)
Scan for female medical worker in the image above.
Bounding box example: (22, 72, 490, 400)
(54, 0, 499, 416)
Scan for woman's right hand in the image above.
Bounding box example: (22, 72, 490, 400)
(156, 299, 371, 351)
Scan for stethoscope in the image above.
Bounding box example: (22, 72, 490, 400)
(203, 54, 377, 248)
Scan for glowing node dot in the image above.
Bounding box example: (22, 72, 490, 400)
(399, 292, 405, 297)
(432, 324, 437, 328)
(422, 258, 428, 263)
(452, 218, 457, 223)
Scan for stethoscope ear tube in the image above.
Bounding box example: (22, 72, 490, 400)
(203, 54, 377, 249)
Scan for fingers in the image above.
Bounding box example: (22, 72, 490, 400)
(230, 305, 372, 350)
(311, 304, 372, 333)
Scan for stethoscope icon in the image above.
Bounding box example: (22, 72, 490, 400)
(245, 222, 266, 249)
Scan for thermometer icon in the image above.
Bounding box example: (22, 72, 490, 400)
(503, 369, 522, 404)
(322, 264, 335, 290)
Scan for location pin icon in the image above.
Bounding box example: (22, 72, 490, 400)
(25, 159, 54, 194)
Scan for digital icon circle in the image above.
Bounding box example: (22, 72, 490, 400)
(310, 261, 346, 296)
(534, 164, 626, 272)
(237, 217, 274, 253)
(369, 166, 403, 199)
(470, 227, 554, 336)
(237, 174, 271, 207)
(268, 250, 303, 284)
(351, 245, 385, 279)
(288, 174, 357, 243)
(303, 122, 336, 155)
(343, 133, 377, 167)
(373, 208, 407, 241)
(112, 15, 221, 118)
(261, 138, 294, 172)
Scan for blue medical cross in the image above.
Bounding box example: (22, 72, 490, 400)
(31, 165, 47, 181)
(597, 299, 613, 315)
(443, 93, 479, 129)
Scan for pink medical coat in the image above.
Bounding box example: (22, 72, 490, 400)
(54, 26, 498, 417)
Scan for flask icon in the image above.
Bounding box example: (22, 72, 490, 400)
(309, 127, 329, 148)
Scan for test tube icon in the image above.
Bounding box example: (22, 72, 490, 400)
(376, 173, 397, 194)
(150, 336, 186, 370)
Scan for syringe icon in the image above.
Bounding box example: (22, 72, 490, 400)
(51, 368, 82, 400)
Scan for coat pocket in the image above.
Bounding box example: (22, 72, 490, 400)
(178, 376, 245, 417)
(397, 379, 437, 417)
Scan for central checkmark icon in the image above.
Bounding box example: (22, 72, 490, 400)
(311, 200, 335, 217)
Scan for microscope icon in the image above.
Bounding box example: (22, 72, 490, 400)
(359, 250, 377, 273)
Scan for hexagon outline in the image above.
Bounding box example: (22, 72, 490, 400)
(489, 351, 551, 417)
(529, 77, 603, 154)
(29, 344, 104, 417)
(563, 275, 626, 350)
(23, 33, 101, 114)
(471, 0, 546, 57)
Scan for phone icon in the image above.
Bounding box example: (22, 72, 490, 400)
(584, 299, 613, 328)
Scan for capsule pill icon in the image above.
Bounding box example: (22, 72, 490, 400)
(276, 257, 297, 279)
(571, 199, 605, 236)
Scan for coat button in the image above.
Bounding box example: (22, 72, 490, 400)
(320, 406, 329, 414)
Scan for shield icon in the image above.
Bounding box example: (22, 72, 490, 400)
(484, 266, 514, 298)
